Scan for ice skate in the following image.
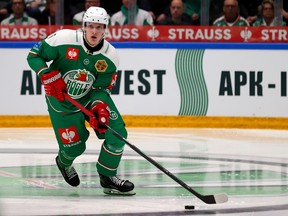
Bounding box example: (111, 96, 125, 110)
(99, 173, 136, 196)
(56, 156, 80, 187)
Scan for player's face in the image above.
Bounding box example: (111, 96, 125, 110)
(84, 22, 105, 46)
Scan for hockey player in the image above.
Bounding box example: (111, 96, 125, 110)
(26, 6, 135, 195)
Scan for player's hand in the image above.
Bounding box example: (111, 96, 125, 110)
(40, 70, 66, 102)
(89, 102, 110, 133)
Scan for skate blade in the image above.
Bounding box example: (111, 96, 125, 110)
(103, 188, 136, 196)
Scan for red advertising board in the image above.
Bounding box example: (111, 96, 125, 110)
(0, 25, 288, 42)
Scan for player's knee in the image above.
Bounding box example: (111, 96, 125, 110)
(64, 144, 86, 158)
(105, 124, 127, 149)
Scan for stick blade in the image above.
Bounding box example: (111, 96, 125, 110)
(213, 193, 229, 204)
(202, 193, 228, 204)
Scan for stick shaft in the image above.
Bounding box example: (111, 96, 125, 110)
(63, 93, 227, 204)
(105, 124, 206, 199)
(64, 94, 94, 118)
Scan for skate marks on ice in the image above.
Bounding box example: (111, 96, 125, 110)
(0, 128, 288, 215)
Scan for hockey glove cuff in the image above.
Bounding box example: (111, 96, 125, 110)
(40, 70, 66, 102)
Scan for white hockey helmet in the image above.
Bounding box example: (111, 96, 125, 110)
(82, 7, 109, 28)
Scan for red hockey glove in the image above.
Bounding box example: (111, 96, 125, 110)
(89, 102, 110, 133)
(40, 70, 66, 102)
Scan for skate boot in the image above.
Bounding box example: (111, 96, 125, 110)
(56, 156, 80, 187)
(99, 173, 136, 196)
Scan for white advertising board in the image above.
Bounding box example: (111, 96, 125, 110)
(1, 48, 288, 117)
(204, 50, 288, 117)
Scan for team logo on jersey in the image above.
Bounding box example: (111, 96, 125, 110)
(74, 70, 88, 82)
(58, 126, 80, 145)
(95, 60, 108, 72)
(66, 47, 79, 60)
(63, 69, 95, 99)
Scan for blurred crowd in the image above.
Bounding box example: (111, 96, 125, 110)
(0, 0, 288, 26)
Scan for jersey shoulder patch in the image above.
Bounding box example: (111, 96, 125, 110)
(45, 29, 82, 47)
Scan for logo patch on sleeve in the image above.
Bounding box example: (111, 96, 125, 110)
(95, 60, 108, 72)
(66, 47, 79, 60)
(58, 126, 80, 144)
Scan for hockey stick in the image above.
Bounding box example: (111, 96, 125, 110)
(64, 93, 228, 204)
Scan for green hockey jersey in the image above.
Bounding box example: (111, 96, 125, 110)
(27, 29, 119, 113)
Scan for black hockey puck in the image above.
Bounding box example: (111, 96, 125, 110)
(185, 205, 195, 210)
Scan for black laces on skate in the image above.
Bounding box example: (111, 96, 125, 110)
(109, 176, 126, 186)
(65, 166, 78, 179)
